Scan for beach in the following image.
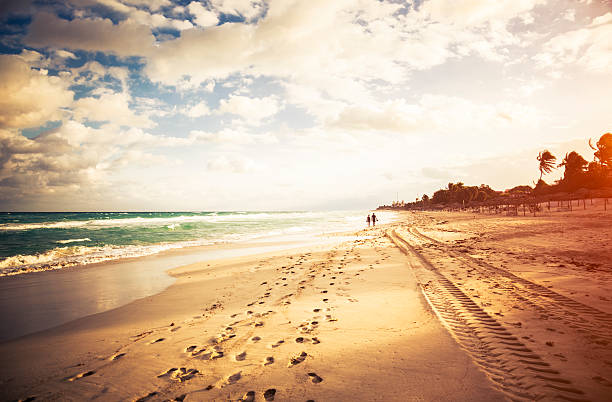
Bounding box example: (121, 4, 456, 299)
(1, 210, 611, 401)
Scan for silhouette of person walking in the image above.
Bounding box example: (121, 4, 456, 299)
(366, 214, 371, 227)
(371, 213, 377, 226)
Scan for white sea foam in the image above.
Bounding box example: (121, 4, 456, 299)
(0, 240, 213, 276)
(0, 210, 397, 276)
(0, 212, 325, 231)
(56, 238, 92, 244)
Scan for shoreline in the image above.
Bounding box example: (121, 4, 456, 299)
(0, 209, 391, 278)
(0, 230, 372, 343)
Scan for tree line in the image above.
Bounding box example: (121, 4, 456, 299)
(380, 133, 612, 210)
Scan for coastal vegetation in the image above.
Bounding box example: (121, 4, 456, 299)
(380, 133, 612, 212)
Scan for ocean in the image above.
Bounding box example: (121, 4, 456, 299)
(0, 210, 391, 276)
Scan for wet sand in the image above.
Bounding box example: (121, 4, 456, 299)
(0, 237, 349, 342)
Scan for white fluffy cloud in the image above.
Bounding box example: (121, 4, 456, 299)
(0, 121, 189, 204)
(218, 95, 281, 124)
(182, 101, 211, 118)
(73, 90, 155, 128)
(209, 0, 266, 21)
(536, 17, 612, 73)
(187, 1, 219, 27)
(0, 54, 73, 129)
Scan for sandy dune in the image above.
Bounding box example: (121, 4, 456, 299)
(1, 210, 611, 401)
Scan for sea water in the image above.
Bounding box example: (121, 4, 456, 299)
(0, 210, 393, 276)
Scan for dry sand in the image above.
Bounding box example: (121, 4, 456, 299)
(389, 208, 612, 401)
(1, 209, 611, 401)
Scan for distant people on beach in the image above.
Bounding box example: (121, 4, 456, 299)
(372, 213, 377, 226)
(367, 215, 371, 227)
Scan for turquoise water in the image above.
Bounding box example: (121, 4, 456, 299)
(0, 211, 391, 275)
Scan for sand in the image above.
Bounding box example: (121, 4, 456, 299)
(1, 210, 611, 401)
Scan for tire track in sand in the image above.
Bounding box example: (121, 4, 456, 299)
(388, 229, 588, 401)
(408, 227, 612, 344)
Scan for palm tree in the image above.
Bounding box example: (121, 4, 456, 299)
(537, 150, 556, 181)
(589, 133, 612, 167)
(559, 151, 588, 191)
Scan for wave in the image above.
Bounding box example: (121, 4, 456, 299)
(0, 240, 215, 276)
(0, 210, 398, 276)
(56, 238, 91, 244)
(0, 211, 325, 231)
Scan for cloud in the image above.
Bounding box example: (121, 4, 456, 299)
(189, 127, 277, 145)
(562, 9, 576, 22)
(187, 1, 219, 27)
(206, 153, 256, 173)
(54, 49, 77, 59)
(209, 0, 266, 21)
(0, 121, 190, 203)
(218, 94, 281, 124)
(142, 0, 546, 100)
(535, 13, 612, 73)
(122, 0, 172, 12)
(72, 90, 155, 128)
(325, 95, 539, 135)
(182, 101, 211, 118)
(0, 54, 73, 129)
(420, 0, 544, 27)
(24, 12, 155, 56)
(590, 12, 612, 26)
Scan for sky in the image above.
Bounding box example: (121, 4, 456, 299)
(0, 0, 611, 211)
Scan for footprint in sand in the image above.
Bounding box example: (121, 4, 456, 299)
(235, 352, 247, 361)
(219, 371, 242, 387)
(171, 368, 199, 382)
(251, 336, 261, 342)
(157, 367, 199, 382)
(134, 391, 158, 401)
(593, 376, 612, 387)
(67, 370, 96, 381)
(263, 356, 275, 366)
(149, 338, 165, 344)
(289, 352, 308, 366)
(269, 340, 285, 348)
(240, 391, 256, 402)
(308, 372, 323, 383)
(264, 388, 277, 401)
(110, 352, 126, 361)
